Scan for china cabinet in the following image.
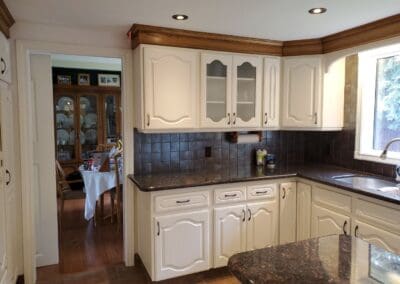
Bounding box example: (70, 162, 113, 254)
(200, 52, 262, 128)
(53, 85, 121, 171)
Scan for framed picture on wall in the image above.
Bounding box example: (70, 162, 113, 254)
(57, 75, 72, 85)
(98, 74, 120, 87)
(78, 73, 90, 86)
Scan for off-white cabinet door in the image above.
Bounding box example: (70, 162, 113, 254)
(154, 210, 210, 281)
(232, 55, 262, 128)
(282, 56, 322, 128)
(247, 201, 278, 250)
(296, 182, 312, 241)
(262, 56, 280, 128)
(200, 53, 232, 128)
(279, 182, 297, 244)
(311, 203, 350, 238)
(214, 205, 246, 267)
(143, 46, 199, 130)
(354, 220, 400, 254)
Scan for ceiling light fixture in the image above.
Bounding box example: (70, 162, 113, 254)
(172, 14, 188, 21)
(308, 7, 327, 14)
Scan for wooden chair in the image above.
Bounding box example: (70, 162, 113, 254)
(55, 160, 85, 226)
(110, 153, 123, 231)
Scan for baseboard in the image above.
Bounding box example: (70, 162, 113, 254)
(16, 275, 24, 284)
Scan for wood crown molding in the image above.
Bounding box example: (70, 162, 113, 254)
(130, 13, 400, 56)
(0, 0, 14, 38)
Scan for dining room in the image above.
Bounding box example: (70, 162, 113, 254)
(31, 53, 126, 277)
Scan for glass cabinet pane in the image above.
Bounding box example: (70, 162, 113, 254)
(104, 95, 117, 142)
(79, 95, 98, 159)
(55, 95, 76, 161)
(236, 62, 256, 122)
(206, 60, 227, 122)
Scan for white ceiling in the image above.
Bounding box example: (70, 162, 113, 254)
(5, 0, 400, 41)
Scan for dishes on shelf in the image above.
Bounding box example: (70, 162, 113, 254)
(83, 113, 97, 128)
(80, 97, 91, 110)
(57, 97, 74, 112)
(70, 130, 85, 145)
(56, 129, 69, 145)
(85, 129, 97, 144)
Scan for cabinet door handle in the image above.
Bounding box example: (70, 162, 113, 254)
(176, 199, 190, 204)
(242, 209, 246, 222)
(227, 113, 231, 125)
(282, 187, 286, 199)
(146, 114, 150, 127)
(354, 225, 359, 237)
(5, 169, 10, 186)
(157, 221, 160, 236)
(264, 113, 268, 125)
(1, 58, 6, 75)
(247, 208, 251, 221)
(224, 193, 237, 198)
(342, 220, 348, 235)
(314, 112, 318, 125)
(232, 112, 236, 125)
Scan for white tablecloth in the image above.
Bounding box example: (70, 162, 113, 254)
(80, 169, 123, 220)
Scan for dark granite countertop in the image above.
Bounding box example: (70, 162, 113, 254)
(128, 164, 400, 205)
(228, 234, 400, 284)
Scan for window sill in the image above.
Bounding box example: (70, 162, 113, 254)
(354, 151, 400, 165)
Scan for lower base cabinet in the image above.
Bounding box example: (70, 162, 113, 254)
(154, 210, 210, 281)
(311, 203, 350, 238)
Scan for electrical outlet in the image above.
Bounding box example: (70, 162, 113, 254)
(205, 146, 212, 158)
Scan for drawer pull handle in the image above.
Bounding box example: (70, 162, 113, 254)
(354, 225, 359, 237)
(157, 221, 160, 236)
(227, 113, 231, 125)
(242, 209, 245, 222)
(255, 190, 268, 195)
(248, 208, 251, 221)
(232, 112, 236, 125)
(224, 193, 237, 198)
(342, 220, 348, 235)
(264, 113, 268, 125)
(176, 199, 190, 204)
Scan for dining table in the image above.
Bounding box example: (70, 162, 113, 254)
(79, 166, 123, 221)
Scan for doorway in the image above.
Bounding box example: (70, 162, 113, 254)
(16, 40, 134, 284)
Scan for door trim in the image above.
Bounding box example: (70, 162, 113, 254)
(16, 40, 134, 284)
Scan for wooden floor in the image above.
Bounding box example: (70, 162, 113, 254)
(37, 195, 239, 284)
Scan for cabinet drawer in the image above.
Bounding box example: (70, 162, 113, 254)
(154, 191, 210, 213)
(247, 184, 277, 201)
(312, 186, 351, 213)
(354, 199, 400, 234)
(214, 186, 246, 204)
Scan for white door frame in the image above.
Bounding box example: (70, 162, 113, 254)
(16, 40, 135, 284)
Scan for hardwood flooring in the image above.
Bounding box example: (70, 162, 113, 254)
(37, 194, 239, 284)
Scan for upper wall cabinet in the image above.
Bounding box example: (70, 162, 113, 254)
(0, 32, 11, 84)
(200, 52, 262, 129)
(136, 45, 199, 130)
(281, 56, 345, 130)
(262, 56, 281, 129)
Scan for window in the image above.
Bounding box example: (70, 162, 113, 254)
(356, 44, 400, 164)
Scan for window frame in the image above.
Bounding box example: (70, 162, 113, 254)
(355, 43, 400, 165)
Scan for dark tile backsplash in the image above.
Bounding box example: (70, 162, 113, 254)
(133, 55, 396, 179)
(134, 130, 305, 175)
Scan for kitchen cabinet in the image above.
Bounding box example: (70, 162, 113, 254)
(262, 56, 280, 128)
(281, 56, 345, 130)
(154, 210, 210, 281)
(0, 32, 10, 84)
(279, 182, 297, 244)
(311, 203, 350, 237)
(200, 52, 262, 128)
(296, 182, 311, 241)
(140, 45, 199, 130)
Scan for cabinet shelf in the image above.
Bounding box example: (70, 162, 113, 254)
(237, 101, 255, 105)
(237, 77, 255, 81)
(207, 76, 226, 80)
(207, 101, 225, 104)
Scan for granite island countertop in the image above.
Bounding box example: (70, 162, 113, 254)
(228, 234, 400, 284)
(128, 164, 400, 205)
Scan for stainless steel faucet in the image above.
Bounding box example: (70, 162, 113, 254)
(380, 138, 400, 182)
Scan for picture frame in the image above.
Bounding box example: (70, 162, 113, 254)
(78, 73, 90, 86)
(98, 74, 120, 87)
(57, 75, 72, 85)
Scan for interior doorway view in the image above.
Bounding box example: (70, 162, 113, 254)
(29, 54, 124, 279)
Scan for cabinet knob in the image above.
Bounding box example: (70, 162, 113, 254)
(247, 208, 251, 221)
(227, 113, 231, 125)
(314, 112, 318, 125)
(354, 225, 359, 237)
(5, 169, 10, 186)
(264, 113, 268, 125)
(232, 113, 236, 125)
(282, 187, 286, 199)
(146, 114, 150, 127)
(242, 209, 246, 222)
(1, 58, 6, 75)
(342, 220, 348, 235)
(157, 221, 160, 236)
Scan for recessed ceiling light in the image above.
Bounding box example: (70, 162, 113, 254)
(172, 14, 188, 21)
(308, 7, 327, 14)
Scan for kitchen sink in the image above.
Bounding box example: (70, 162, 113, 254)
(332, 175, 400, 195)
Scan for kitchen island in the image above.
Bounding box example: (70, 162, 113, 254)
(228, 234, 400, 283)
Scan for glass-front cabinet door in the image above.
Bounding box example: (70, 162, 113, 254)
(200, 53, 232, 128)
(232, 56, 262, 127)
(79, 94, 99, 160)
(104, 94, 120, 143)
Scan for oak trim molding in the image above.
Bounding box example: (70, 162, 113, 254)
(0, 0, 15, 38)
(130, 13, 400, 56)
